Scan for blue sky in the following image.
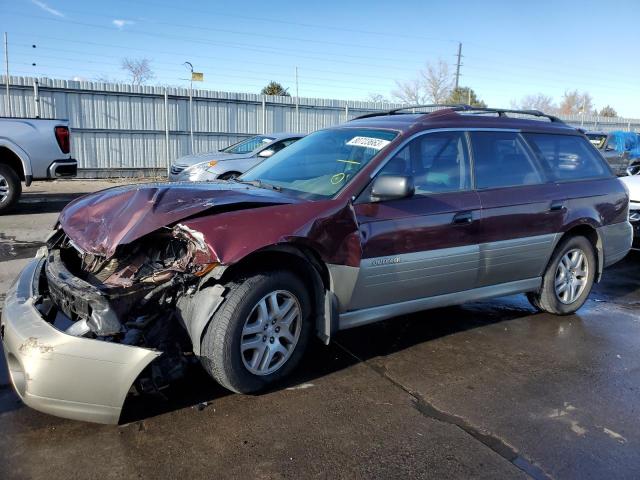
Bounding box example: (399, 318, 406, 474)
(4, 0, 640, 116)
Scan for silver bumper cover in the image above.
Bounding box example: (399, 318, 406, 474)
(1, 256, 161, 424)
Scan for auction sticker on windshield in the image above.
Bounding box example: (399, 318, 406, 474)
(346, 136, 391, 150)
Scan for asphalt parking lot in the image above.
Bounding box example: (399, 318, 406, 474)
(1, 181, 639, 479)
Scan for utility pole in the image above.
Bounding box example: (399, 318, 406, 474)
(454, 42, 463, 91)
(295, 66, 300, 132)
(4, 32, 10, 117)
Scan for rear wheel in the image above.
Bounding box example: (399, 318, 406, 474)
(0, 165, 21, 214)
(527, 235, 596, 315)
(200, 270, 312, 393)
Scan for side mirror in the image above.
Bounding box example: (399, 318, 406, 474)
(370, 175, 414, 202)
(258, 149, 275, 158)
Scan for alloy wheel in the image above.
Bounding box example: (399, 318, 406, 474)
(240, 290, 302, 376)
(0, 174, 9, 204)
(554, 248, 589, 304)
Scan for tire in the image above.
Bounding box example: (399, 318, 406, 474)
(219, 172, 241, 181)
(527, 235, 596, 315)
(200, 270, 312, 393)
(0, 165, 21, 214)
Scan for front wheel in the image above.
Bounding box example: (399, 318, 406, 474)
(527, 235, 596, 315)
(200, 270, 312, 393)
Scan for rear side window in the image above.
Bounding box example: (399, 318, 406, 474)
(379, 131, 471, 195)
(470, 132, 544, 189)
(523, 134, 612, 181)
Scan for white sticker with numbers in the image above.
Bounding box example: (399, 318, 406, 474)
(346, 136, 391, 150)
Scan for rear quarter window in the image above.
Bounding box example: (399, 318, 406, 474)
(523, 133, 612, 182)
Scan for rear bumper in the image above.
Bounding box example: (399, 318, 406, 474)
(1, 255, 161, 424)
(47, 159, 77, 178)
(600, 221, 633, 267)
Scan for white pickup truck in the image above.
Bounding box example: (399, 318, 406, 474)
(0, 117, 77, 213)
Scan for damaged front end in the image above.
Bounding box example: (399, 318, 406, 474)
(38, 223, 222, 393)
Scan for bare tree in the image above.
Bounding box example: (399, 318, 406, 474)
(121, 58, 155, 85)
(391, 78, 426, 105)
(366, 93, 389, 103)
(559, 90, 593, 115)
(421, 59, 453, 104)
(513, 93, 556, 113)
(94, 74, 120, 84)
(392, 59, 453, 105)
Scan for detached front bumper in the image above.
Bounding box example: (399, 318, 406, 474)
(1, 255, 161, 424)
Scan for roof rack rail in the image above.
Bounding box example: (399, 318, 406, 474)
(352, 104, 565, 123)
(459, 107, 564, 123)
(352, 104, 468, 120)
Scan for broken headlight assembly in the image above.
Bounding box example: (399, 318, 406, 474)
(38, 224, 217, 348)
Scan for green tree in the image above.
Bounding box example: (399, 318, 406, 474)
(261, 81, 290, 96)
(599, 105, 617, 117)
(446, 87, 486, 107)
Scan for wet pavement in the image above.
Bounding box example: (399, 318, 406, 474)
(0, 182, 639, 479)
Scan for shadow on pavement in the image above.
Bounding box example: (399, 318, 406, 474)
(117, 252, 639, 424)
(8, 193, 86, 215)
(118, 297, 535, 424)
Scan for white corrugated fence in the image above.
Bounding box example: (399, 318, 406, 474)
(1, 76, 639, 177)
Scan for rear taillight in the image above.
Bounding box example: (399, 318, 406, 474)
(54, 126, 70, 154)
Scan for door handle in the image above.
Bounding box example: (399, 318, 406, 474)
(452, 211, 473, 224)
(549, 200, 565, 212)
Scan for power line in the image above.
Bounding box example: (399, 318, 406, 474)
(11, 39, 638, 97)
(8, 11, 633, 93)
(88, 0, 631, 79)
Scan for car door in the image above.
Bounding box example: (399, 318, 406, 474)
(348, 130, 482, 311)
(470, 131, 563, 287)
(602, 135, 626, 176)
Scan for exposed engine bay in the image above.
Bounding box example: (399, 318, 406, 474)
(34, 224, 221, 393)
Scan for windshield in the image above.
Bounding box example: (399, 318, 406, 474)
(221, 135, 275, 154)
(240, 128, 398, 199)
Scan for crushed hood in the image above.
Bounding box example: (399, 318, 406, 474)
(58, 182, 297, 258)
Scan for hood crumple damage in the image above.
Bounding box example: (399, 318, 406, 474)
(58, 181, 298, 258)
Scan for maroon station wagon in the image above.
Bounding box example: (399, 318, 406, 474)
(1, 105, 633, 424)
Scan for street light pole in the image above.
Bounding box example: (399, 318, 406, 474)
(184, 61, 194, 154)
(295, 66, 299, 132)
(4, 32, 10, 117)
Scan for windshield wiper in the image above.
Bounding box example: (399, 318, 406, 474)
(232, 178, 281, 192)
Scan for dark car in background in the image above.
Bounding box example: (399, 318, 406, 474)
(586, 130, 640, 175)
(2, 105, 632, 424)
